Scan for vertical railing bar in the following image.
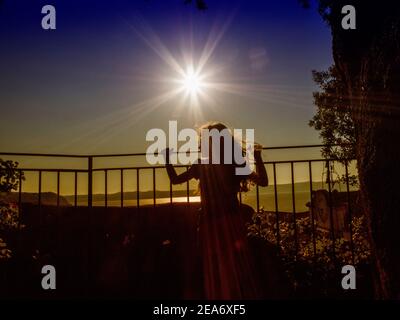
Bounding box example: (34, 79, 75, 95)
(86, 157, 93, 294)
(16, 169, 23, 293)
(120, 169, 124, 208)
(38, 170, 42, 257)
(273, 163, 280, 249)
(291, 162, 298, 259)
(153, 168, 156, 208)
(136, 169, 140, 208)
(256, 184, 260, 213)
(105, 170, 108, 208)
(74, 171, 78, 207)
(38, 170, 42, 208)
(55, 171, 60, 273)
(326, 160, 336, 261)
(88, 156, 93, 208)
(57, 171, 60, 208)
(186, 166, 190, 203)
(169, 180, 173, 204)
(17, 166, 23, 290)
(239, 191, 242, 205)
(86, 157, 93, 296)
(345, 160, 355, 265)
(18, 170, 23, 220)
(308, 161, 317, 258)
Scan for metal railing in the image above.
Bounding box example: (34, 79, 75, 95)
(0, 144, 358, 264)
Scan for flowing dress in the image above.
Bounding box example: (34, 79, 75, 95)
(190, 163, 264, 299)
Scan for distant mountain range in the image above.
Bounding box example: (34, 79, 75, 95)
(0, 192, 70, 206)
(1, 181, 357, 207)
(64, 189, 198, 204)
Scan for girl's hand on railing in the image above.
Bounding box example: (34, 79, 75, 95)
(254, 143, 263, 160)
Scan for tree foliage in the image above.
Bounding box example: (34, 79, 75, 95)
(0, 159, 24, 260)
(310, 65, 356, 162)
(308, 0, 400, 299)
(0, 159, 23, 192)
(310, 65, 358, 188)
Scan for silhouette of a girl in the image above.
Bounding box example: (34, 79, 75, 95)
(165, 122, 268, 299)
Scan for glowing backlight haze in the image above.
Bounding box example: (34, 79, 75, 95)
(181, 66, 204, 95)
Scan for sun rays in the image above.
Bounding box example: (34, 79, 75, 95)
(55, 12, 314, 153)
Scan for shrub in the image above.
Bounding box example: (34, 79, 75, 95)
(248, 207, 371, 294)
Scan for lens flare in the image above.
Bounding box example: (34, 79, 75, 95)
(182, 66, 203, 95)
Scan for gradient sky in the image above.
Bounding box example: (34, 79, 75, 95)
(0, 0, 332, 156)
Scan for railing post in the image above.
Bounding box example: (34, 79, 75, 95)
(153, 168, 156, 208)
(273, 163, 280, 250)
(86, 156, 94, 296)
(105, 169, 108, 208)
(290, 162, 298, 260)
(88, 156, 93, 208)
(308, 161, 317, 259)
(74, 171, 78, 207)
(345, 160, 355, 265)
(326, 160, 336, 263)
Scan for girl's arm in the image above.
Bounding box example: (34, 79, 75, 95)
(164, 149, 197, 185)
(166, 163, 197, 185)
(250, 145, 268, 187)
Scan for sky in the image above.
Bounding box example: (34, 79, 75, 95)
(0, 0, 333, 156)
(0, 0, 340, 195)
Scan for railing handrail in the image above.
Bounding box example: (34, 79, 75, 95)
(12, 158, 355, 172)
(0, 143, 352, 159)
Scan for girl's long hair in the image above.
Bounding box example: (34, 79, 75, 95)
(196, 121, 255, 193)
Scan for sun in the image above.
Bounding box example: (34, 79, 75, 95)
(180, 66, 204, 96)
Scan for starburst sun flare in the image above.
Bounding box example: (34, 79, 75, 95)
(180, 66, 205, 95)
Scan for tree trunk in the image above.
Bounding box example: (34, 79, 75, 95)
(327, 1, 400, 298)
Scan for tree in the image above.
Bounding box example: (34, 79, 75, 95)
(310, 66, 359, 189)
(0, 159, 23, 193)
(0, 159, 24, 260)
(310, 65, 356, 162)
(308, 0, 400, 299)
